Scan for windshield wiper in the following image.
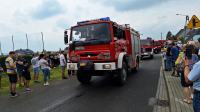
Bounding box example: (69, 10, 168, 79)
(86, 38, 99, 41)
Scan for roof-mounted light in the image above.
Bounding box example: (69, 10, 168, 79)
(77, 17, 110, 25)
(99, 17, 110, 21)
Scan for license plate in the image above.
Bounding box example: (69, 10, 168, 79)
(80, 63, 86, 67)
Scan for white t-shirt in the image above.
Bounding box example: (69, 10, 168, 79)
(31, 57, 40, 68)
(198, 49, 200, 56)
(59, 54, 66, 66)
(39, 59, 49, 70)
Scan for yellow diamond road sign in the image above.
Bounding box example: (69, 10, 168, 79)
(187, 15, 200, 29)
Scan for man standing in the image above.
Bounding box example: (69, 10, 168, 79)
(59, 51, 67, 79)
(31, 54, 40, 82)
(184, 58, 200, 112)
(171, 42, 179, 76)
(5, 51, 18, 97)
(166, 44, 172, 71)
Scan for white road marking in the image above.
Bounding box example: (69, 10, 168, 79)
(39, 94, 78, 112)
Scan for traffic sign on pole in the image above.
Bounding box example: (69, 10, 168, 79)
(187, 15, 200, 29)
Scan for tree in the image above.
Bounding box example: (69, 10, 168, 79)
(166, 31, 172, 40)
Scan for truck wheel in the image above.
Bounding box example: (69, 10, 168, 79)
(77, 70, 91, 84)
(154, 50, 158, 54)
(150, 55, 154, 59)
(116, 62, 128, 86)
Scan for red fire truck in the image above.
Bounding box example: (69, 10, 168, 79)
(141, 38, 154, 59)
(64, 17, 141, 85)
(153, 40, 166, 54)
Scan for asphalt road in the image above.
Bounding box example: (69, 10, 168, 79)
(0, 55, 161, 112)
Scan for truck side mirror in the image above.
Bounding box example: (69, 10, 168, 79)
(64, 30, 68, 44)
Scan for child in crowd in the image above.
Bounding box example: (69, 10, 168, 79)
(31, 54, 40, 83)
(16, 56, 24, 87)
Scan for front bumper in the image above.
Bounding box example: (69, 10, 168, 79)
(141, 52, 153, 56)
(67, 62, 116, 71)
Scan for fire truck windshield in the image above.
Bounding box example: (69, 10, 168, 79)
(71, 23, 111, 44)
(141, 40, 152, 46)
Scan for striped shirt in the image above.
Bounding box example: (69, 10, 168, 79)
(5, 57, 16, 74)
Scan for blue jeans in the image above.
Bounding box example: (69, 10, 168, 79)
(193, 90, 200, 112)
(166, 56, 172, 71)
(42, 68, 50, 82)
(33, 67, 40, 75)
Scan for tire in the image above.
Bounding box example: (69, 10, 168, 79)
(77, 70, 91, 84)
(154, 50, 158, 54)
(150, 55, 154, 59)
(116, 62, 128, 86)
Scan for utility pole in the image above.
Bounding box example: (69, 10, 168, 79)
(26, 33, 29, 49)
(12, 35, 15, 51)
(41, 32, 45, 52)
(0, 41, 2, 55)
(161, 32, 163, 40)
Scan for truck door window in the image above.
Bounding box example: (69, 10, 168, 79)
(113, 26, 125, 40)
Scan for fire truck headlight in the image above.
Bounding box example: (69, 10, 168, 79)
(103, 64, 111, 69)
(71, 55, 80, 61)
(103, 52, 111, 60)
(97, 52, 111, 60)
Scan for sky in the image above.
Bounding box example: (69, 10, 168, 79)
(0, 0, 199, 53)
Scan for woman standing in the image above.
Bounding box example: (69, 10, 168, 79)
(177, 44, 199, 104)
(39, 54, 51, 86)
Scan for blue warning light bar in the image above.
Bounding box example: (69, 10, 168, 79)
(77, 17, 110, 25)
(99, 17, 110, 21)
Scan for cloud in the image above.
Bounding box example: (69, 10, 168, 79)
(56, 19, 70, 30)
(98, 0, 173, 11)
(31, 0, 64, 20)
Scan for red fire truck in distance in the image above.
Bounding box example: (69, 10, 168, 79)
(140, 37, 154, 59)
(64, 17, 141, 85)
(153, 40, 166, 54)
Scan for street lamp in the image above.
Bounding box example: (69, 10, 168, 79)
(176, 14, 190, 40)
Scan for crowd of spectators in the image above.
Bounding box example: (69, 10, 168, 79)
(0, 51, 71, 98)
(163, 39, 200, 112)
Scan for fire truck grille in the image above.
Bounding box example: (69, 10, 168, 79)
(145, 48, 152, 52)
(80, 52, 98, 57)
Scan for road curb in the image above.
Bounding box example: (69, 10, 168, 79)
(153, 65, 170, 112)
(162, 66, 171, 112)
